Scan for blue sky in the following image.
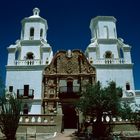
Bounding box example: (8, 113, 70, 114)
(0, 0, 140, 89)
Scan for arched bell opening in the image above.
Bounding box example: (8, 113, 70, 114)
(26, 52, 34, 60)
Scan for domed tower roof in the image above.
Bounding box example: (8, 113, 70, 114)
(21, 8, 47, 29)
(20, 8, 49, 41)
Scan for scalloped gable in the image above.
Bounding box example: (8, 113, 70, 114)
(44, 50, 96, 75)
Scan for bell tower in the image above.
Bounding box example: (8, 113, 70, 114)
(18, 7, 52, 64)
(6, 8, 53, 114)
(86, 16, 135, 99)
(86, 16, 119, 61)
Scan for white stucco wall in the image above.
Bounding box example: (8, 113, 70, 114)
(88, 50, 96, 60)
(42, 50, 53, 64)
(29, 104, 41, 114)
(20, 45, 40, 59)
(124, 51, 132, 63)
(98, 44, 119, 59)
(96, 67, 135, 91)
(6, 69, 43, 99)
(98, 21, 117, 39)
(7, 52, 16, 65)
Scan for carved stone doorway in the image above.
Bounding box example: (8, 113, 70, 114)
(62, 104, 77, 129)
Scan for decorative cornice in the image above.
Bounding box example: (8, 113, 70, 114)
(41, 40, 52, 52)
(7, 47, 16, 52)
(20, 40, 42, 46)
(21, 17, 48, 30)
(117, 38, 132, 51)
(94, 63, 134, 69)
(87, 46, 96, 51)
(41, 46, 51, 52)
(90, 16, 116, 29)
(97, 38, 118, 44)
(6, 65, 46, 71)
(123, 45, 131, 51)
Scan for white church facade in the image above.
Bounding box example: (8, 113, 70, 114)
(6, 8, 140, 117)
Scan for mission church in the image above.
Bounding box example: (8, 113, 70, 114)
(5, 8, 140, 129)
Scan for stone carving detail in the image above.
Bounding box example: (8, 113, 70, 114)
(44, 50, 95, 75)
(45, 65, 56, 74)
(66, 61, 73, 73)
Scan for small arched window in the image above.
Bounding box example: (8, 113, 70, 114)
(114, 28, 117, 38)
(40, 28, 43, 37)
(126, 83, 130, 90)
(26, 52, 34, 59)
(105, 51, 112, 59)
(104, 26, 109, 38)
(30, 27, 34, 37)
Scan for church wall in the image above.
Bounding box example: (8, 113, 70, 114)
(20, 45, 40, 60)
(96, 68, 135, 90)
(124, 51, 132, 63)
(6, 70, 42, 99)
(7, 52, 16, 65)
(29, 104, 41, 114)
(98, 44, 119, 58)
(98, 21, 116, 39)
(42, 50, 53, 65)
(88, 51, 96, 61)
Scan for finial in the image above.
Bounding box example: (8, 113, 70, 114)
(33, 8, 40, 16)
(67, 50, 72, 58)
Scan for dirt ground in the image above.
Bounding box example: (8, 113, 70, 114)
(52, 129, 83, 140)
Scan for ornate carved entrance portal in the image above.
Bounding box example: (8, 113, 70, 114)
(42, 50, 96, 129)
